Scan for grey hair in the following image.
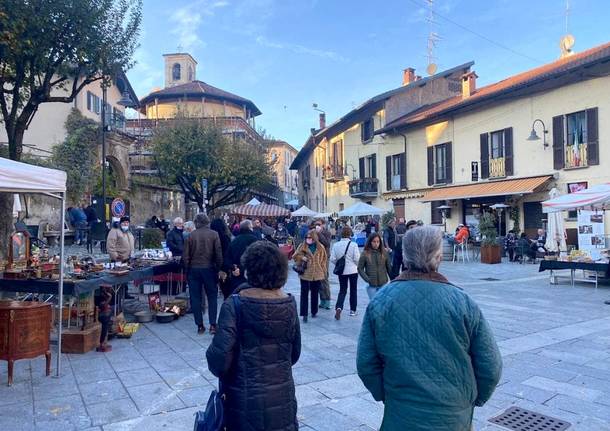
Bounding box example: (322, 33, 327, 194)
(173, 217, 183, 225)
(184, 221, 195, 231)
(402, 225, 443, 273)
(194, 213, 210, 229)
(240, 219, 253, 231)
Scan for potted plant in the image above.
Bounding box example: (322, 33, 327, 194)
(479, 212, 501, 264)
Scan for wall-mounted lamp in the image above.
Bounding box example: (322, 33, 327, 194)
(527, 119, 549, 148)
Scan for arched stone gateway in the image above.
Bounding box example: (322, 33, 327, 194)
(105, 131, 132, 192)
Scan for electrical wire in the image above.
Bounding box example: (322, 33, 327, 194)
(405, 0, 543, 64)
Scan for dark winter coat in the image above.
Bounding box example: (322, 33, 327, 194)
(166, 227, 185, 256)
(206, 286, 301, 431)
(357, 270, 502, 431)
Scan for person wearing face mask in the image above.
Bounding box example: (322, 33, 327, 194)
(293, 230, 327, 322)
(166, 217, 185, 257)
(106, 216, 135, 262)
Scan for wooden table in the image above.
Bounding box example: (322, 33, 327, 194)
(0, 300, 52, 386)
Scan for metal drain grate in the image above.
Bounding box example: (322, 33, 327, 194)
(480, 277, 501, 281)
(489, 407, 571, 431)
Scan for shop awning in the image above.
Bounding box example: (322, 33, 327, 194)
(421, 175, 553, 202)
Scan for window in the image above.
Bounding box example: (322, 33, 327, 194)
(471, 161, 479, 182)
(270, 151, 278, 162)
(86, 91, 101, 115)
(553, 108, 598, 169)
(361, 117, 374, 142)
(427, 142, 452, 185)
(386, 153, 405, 191)
(365, 155, 376, 178)
(86, 91, 92, 111)
(172, 63, 181, 81)
(331, 139, 343, 167)
(272, 173, 278, 186)
(480, 128, 513, 179)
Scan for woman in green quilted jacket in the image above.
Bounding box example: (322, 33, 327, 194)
(357, 225, 502, 431)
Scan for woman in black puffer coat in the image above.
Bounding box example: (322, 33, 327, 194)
(206, 241, 301, 431)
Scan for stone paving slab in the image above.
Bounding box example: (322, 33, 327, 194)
(3, 260, 610, 429)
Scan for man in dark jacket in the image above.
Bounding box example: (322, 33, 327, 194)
(166, 217, 185, 257)
(183, 213, 223, 334)
(223, 220, 260, 296)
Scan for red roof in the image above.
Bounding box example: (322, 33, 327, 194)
(381, 41, 610, 132)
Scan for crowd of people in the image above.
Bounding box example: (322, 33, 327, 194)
(94, 210, 503, 430)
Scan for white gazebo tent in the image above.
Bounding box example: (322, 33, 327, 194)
(338, 202, 385, 217)
(0, 157, 67, 377)
(544, 188, 567, 253)
(542, 183, 610, 213)
(291, 205, 317, 217)
(245, 197, 262, 206)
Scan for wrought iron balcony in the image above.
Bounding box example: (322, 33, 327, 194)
(325, 164, 345, 182)
(348, 178, 379, 198)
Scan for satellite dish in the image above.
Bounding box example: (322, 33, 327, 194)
(426, 63, 438, 76)
(561, 34, 575, 50)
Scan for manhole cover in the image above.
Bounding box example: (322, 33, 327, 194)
(489, 406, 571, 431)
(480, 277, 500, 281)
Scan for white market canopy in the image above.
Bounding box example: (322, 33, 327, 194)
(0, 157, 66, 193)
(314, 212, 332, 218)
(291, 205, 317, 217)
(246, 197, 261, 206)
(285, 199, 299, 206)
(542, 183, 610, 213)
(338, 202, 385, 217)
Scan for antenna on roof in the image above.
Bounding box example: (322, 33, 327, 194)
(425, 0, 440, 75)
(559, 0, 575, 58)
(177, 44, 183, 52)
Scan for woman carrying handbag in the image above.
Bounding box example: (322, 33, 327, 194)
(330, 226, 360, 319)
(206, 241, 301, 431)
(292, 229, 327, 322)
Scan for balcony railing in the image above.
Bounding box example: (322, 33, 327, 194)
(349, 178, 379, 198)
(565, 144, 588, 168)
(489, 157, 506, 178)
(325, 164, 345, 182)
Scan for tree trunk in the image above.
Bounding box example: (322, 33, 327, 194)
(0, 194, 13, 261)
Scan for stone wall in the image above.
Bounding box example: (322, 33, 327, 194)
(128, 184, 186, 226)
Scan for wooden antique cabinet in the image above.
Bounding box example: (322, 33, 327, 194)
(0, 301, 52, 386)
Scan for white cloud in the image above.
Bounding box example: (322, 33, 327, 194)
(169, 0, 230, 51)
(128, 49, 164, 97)
(255, 36, 348, 62)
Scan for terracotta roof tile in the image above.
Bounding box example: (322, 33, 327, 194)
(382, 41, 610, 131)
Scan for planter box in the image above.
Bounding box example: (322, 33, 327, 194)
(481, 245, 502, 264)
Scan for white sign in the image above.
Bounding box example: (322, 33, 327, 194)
(577, 210, 605, 260)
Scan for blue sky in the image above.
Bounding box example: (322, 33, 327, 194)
(127, 0, 610, 149)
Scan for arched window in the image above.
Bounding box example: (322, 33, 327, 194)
(172, 63, 181, 81)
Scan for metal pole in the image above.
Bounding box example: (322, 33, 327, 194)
(56, 192, 66, 377)
(102, 85, 107, 224)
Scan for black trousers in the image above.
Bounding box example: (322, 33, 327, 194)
(299, 279, 320, 317)
(99, 313, 111, 344)
(391, 247, 403, 280)
(336, 273, 358, 312)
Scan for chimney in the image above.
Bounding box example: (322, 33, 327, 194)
(319, 113, 326, 129)
(310, 127, 316, 136)
(461, 71, 478, 99)
(402, 68, 416, 86)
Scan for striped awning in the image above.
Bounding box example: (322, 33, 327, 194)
(232, 203, 291, 217)
(422, 175, 553, 202)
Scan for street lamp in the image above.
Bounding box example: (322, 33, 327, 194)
(527, 119, 549, 148)
(437, 204, 451, 232)
(101, 82, 109, 225)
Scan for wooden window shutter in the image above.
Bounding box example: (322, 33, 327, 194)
(427, 147, 434, 186)
(386, 156, 392, 191)
(587, 107, 599, 165)
(371, 154, 377, 179)
(552, 115, 565, 170)
(400, 152, 407, 189)
(480, 133, 489, 179)
(504, 127, 514, 176)
(445, 143, 453, 184)
(359, 157, 365, 179)
(360, 123, 365, 143)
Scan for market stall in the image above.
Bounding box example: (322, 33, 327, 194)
(291, 205, 317, 217)
(232, 202, 290, 217)
(0, 157, 67, 379)
(339, 202, 386, 246)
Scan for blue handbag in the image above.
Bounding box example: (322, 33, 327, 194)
(193, 295, 242, 431)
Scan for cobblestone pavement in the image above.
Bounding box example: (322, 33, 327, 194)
(3, 260, 610, 430)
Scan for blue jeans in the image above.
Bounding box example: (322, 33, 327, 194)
(188, 267, 219, 326)
(366, 285, 380, 300)
(75, 220, 88, 244)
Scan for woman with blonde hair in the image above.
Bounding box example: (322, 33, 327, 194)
(293, 229, 327, 322)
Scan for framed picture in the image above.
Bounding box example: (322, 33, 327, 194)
(567, 181, 588, 219)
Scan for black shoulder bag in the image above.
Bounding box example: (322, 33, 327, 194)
(333, 241, 352, 276)
(194, 295, 242, 431)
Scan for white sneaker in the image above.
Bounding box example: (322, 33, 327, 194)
(349, 310, 358, 316)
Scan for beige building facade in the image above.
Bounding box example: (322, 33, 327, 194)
(268, 140, 299, 206)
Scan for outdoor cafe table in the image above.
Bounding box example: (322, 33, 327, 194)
(538, 259, 610, 288)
